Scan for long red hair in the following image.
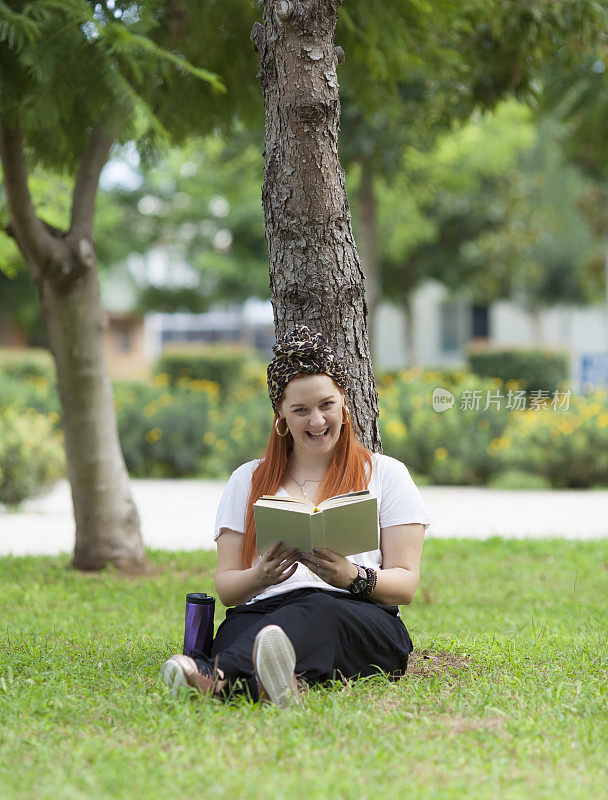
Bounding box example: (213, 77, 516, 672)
(241, 380, 373, 569)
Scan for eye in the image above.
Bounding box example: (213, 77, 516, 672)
(294, 407, 306, 413)
(321, 401, 334, 408)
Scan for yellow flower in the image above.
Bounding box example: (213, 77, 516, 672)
(48, 411, 60, 424)
(434, 447, 448, 461)
(190, 379, 220, 397)
(597, 413, 608, 429)
(203, 432, 216, 445)
(152, 373, 170, 387)
(145, 428, 162, 443)
(144, 404, 156, 417)
(386, 419, 407, 439)
(215, 438, 227, 452)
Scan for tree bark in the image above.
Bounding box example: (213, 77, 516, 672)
(356, 159, 381, 362)
(252, 0, 381, 452)
(0, 119, 146, 572)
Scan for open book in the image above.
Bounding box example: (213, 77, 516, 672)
(253, 490, 378, 557)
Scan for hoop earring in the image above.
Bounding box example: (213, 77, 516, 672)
(342, 406, 351, 426)
(274, 417, 289, 437)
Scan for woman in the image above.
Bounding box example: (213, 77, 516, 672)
(162, 325, 430, 707)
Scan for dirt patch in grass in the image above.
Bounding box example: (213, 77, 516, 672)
(406, 651, 472, 676)
(445, 716, 507, 734)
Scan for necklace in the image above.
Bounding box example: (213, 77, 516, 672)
(287, 469, 323, 583)
(288, 470, 321, 503)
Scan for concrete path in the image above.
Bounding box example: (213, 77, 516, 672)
(1, 479, 606, 557)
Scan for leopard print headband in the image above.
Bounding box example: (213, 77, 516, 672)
(267, 324, 349, 412)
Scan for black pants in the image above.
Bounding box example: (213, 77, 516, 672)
(193, 587, 413, 702)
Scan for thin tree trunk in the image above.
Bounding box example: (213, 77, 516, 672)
(357, 159, 381, 362)
(0, 120, 146, 572)
(530, 306, 543, 345)
(252, 0, 381, 452)
(403, 294, 416, 367)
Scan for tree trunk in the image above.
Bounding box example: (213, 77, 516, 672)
(252, 0, 381, 452)
(42, 247, 145, 571)
(530, 306, 543, 345)
(403, 293, 416, 367)
(0, 120, 146, 572)
(357, 159, 381, 362)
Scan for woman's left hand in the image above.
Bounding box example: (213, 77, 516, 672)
(298, 548, 357, 590)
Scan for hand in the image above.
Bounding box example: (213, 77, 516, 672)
(298, 548, 358, 590)
(253, 540, 300, 588)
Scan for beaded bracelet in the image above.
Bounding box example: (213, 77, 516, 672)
(363, 566, 377, 597)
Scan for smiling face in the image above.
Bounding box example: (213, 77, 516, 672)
(278, 373, 345, 461)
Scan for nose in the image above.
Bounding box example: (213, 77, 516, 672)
(309, 408, 325, 427)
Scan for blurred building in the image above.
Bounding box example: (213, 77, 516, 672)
(97, 258, 608, 390)
(374, 280, 608, 391)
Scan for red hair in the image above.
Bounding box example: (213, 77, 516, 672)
(241, 379, 373, 569)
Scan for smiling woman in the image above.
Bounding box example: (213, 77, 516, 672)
(162, 325, 430, 709)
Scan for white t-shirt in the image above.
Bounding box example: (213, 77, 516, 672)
(213, 452, 431, 607)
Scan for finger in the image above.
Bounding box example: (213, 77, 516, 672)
(278, 553, 299, 569)
(313, 547, 335, 561)
(277, 546, 298, 561)
(268, 540, 283, 556)
(278, 563, 299, 582)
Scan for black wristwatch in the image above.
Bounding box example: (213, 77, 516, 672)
(348, 564, 368, 595)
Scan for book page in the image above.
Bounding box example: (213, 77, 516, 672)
(259, 494, 313, 506)
(254, 499, 313, 514)
(318, 490, 371, 510)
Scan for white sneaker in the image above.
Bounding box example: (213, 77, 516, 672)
(161, 654, 226, 699)
(252, 625, 303, 708)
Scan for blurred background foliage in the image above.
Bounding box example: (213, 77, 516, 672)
(1, 347, 606, 506)
(1, 0, 608, 334)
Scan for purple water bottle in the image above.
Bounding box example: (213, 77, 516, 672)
(183, 592, 215, 659)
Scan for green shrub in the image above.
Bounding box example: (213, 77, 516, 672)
(154, 345, 265, 398)
(113, 376, 221, 477)
(488, 470, 552, 490)
(378, 369, 512, 485)
(0, 406, 65, 506)
(490, 389, 608, 488)
(203, 386, 275, 478)
(0, 348, 55, 382)
(0, 372, 60, 423)
(467, 346, 570, 395)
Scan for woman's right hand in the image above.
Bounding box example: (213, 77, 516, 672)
(253, 541, 300, 588)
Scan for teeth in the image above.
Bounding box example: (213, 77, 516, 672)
(307, 429, 328, 438)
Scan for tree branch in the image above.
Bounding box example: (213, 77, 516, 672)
(0, 118, 54, 274)
(70, 121, 114, 240)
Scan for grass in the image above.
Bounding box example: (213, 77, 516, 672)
(1, 538, 607, 800)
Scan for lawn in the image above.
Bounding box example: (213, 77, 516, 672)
(0, 538, 606, 800)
